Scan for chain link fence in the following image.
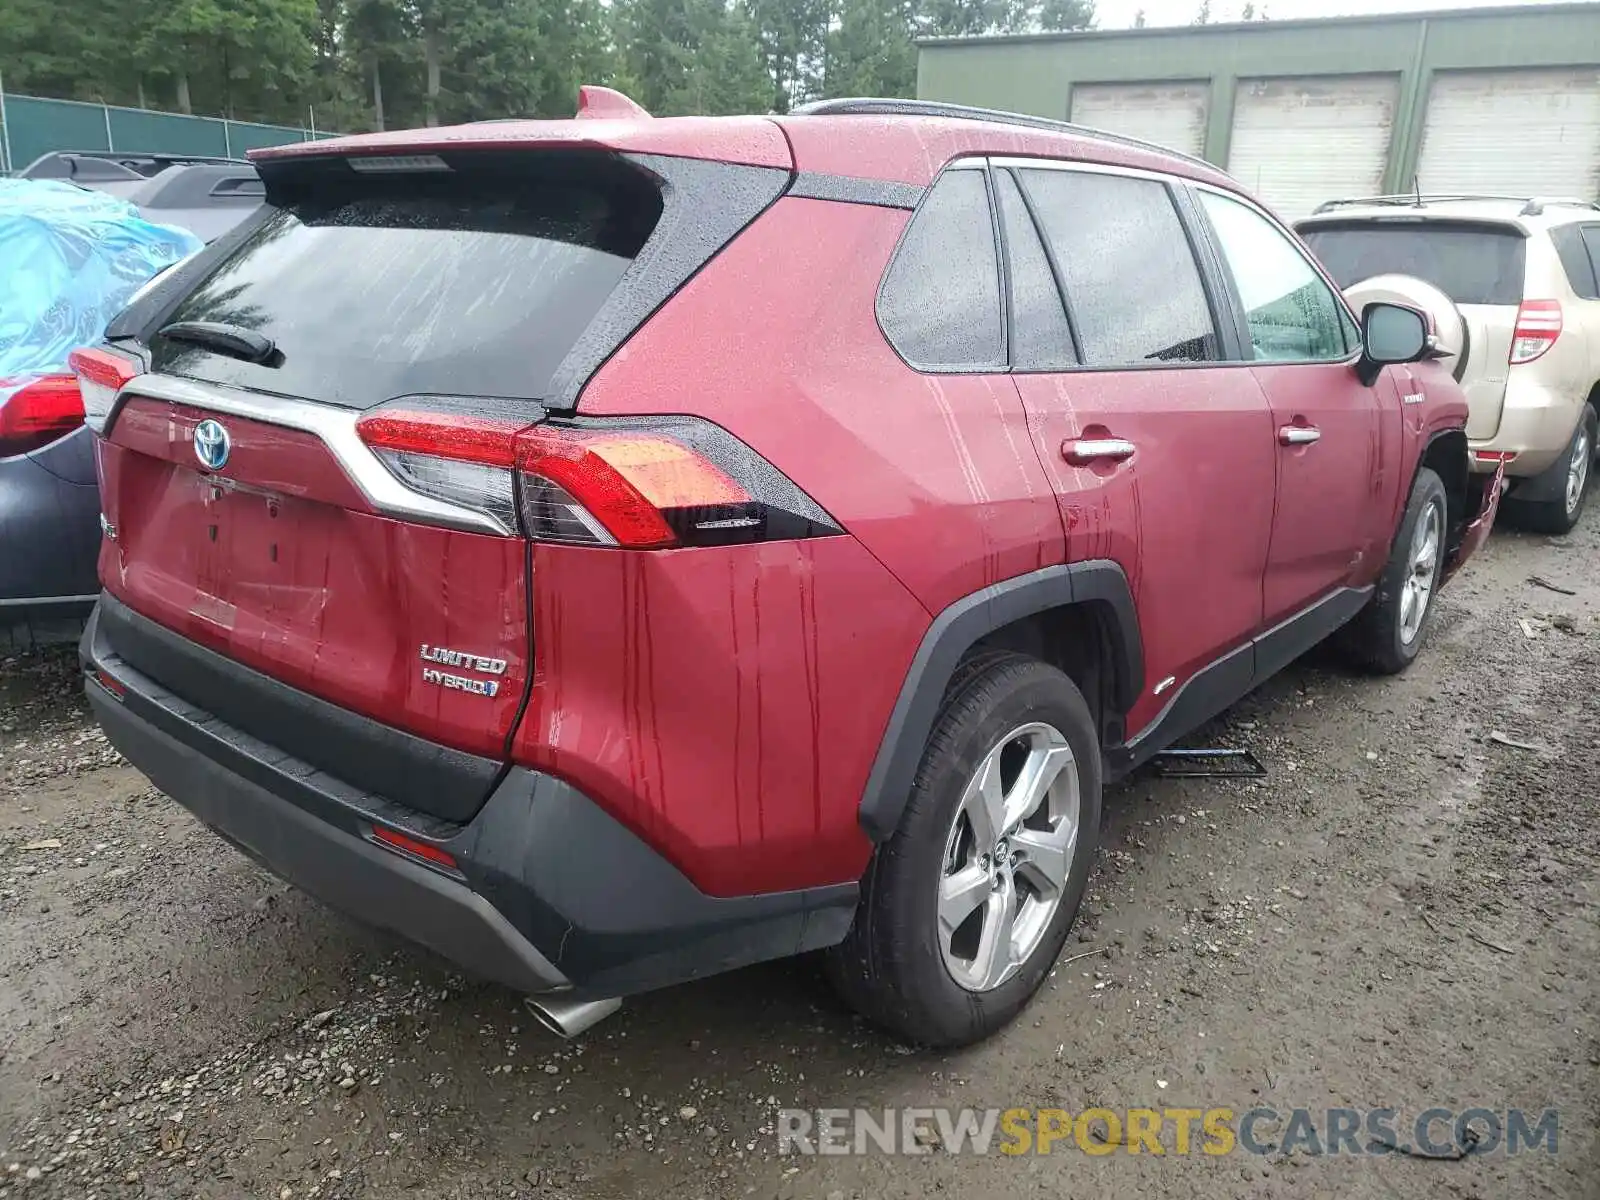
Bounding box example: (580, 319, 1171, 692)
(0, 81, 338, 175)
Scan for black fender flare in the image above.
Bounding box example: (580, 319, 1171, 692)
(857, 561, 1143, 842)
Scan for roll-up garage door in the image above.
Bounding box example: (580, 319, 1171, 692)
(1070, 82, 1209, 158)
(1228, 75, 1399, 220)
(1416, 69, 1600, 201)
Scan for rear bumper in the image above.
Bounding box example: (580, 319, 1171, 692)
(1469, 381, 1583, 477)
(81, 600, 857, 999)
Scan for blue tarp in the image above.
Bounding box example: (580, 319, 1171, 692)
(0, 179, 201, 401)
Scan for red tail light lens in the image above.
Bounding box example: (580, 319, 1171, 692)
(0, 375, 86, 457)
(356, 409, 524, 468)
(68, 346, 141, 433)
(357, 408, 529, 533)
(355, 402, 840, 549)
(1472, 450, 1519, 465)
(1510, 300, 1562, 365)
(516, 427, 748, 549)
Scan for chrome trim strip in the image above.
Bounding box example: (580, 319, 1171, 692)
(988, 155, 1181, 186)
(109, 375, 513, 537)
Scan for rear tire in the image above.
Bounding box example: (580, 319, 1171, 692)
(826, 653, 1101, 1047)
(1504, 406, 1596, 536)
(1342, 466, 1448, 675)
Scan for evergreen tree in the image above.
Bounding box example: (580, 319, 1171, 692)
(0, 0, 1100, 132)
(1038, 0, 1093, 32)
(825, 0, 916, 99)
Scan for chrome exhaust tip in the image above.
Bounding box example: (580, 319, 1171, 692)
(524, 994, 621, 1039)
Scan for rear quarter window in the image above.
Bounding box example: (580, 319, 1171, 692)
(1298, 220, 1527, 306)
(877, 169, 1006, 371)
(1551, 224, 1600, 300)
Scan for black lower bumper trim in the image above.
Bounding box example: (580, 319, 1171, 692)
(89, 682, 569, 994)
(455, 769, 857, 995)
(83, 603, 858, 998)
(95, 591, 500, 823)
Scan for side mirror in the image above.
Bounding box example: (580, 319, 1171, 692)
(1357, 301, 1429, 386)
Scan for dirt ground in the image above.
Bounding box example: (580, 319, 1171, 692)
(2, 517, 1597, 1200)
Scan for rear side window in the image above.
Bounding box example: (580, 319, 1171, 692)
(1552, 225, 1600, 300)
(1299, 221, 1526, 306)
(993, 170, 1076, 371)
(1584, 228, 1600, 299)
(878, 170, 1005, 371)
(151, 152, 663, 409)
(1020, 169, 1218, 367)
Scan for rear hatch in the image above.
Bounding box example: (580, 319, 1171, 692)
(88, 140, 790, 822)
(1300, 218, 1527, 439)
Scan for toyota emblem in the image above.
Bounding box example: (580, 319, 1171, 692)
(193, 419, 231, 471)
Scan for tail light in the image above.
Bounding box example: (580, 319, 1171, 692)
(0, 375, 86, 457)
(1472, 450, 1519, 465)
(1509, 300, 1562, 365)
(356, 409, 525, 533)
(68, 347, 142, 432)
(355, 402, 840, 548)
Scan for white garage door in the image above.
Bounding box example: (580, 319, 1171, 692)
(1417, 69, 1600, 201)
(1070, 82, 1209, 158)
(1228, 75, 1399, 220)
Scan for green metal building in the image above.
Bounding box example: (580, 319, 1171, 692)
(917, 3, 1600, 216)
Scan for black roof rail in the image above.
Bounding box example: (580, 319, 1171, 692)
(1311, 193, 1600, 216)
(19, 149, 250, 181)
(790, 97, 1221, 175)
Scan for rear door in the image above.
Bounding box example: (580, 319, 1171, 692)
(92, 149, 680, 817)
(1196, 188, 1389, 627)
(999, 161, 1277, 740)
(1299, 218, 1527, 440)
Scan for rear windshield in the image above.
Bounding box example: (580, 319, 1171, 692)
(151, 152, 662, 408)
(1299, 221, 1526, 306)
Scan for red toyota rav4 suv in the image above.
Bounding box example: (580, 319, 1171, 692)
(73, 93, 1498, 1047)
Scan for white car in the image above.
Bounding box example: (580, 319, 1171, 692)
(1299, 196, 1600, 533)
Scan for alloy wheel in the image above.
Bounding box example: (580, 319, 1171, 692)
(937, 722, 1080, 992)
(1566, 425, 1591, 517)
(1399, 497, 1443, 645)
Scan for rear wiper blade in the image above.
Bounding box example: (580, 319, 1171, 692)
(158, 320, 277, 365)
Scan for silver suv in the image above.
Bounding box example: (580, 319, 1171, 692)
(1298, 196, 1600, 534)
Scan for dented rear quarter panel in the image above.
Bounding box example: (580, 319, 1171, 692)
(512, 537, 926, 897)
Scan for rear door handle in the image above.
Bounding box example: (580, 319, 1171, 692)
(1062, 438, 1137, 465)
(1278, 425, 1322, 446)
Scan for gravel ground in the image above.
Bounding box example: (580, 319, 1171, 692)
(2, 520, 1597, 1200)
